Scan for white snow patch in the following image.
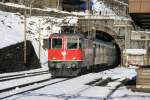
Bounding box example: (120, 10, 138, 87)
(0, 11, 24, 48)
(92, 0, 116, 16)
(124, 49, 146, 55)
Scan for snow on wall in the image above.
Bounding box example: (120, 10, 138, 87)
(92, 0, 116, 16)
(123, 49, 146, 55)
(26, 16, 78, 38)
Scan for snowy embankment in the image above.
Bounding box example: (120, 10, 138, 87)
(0, 11, 24, 48)
(0, 11, 48, 74)
(5, 67, 137, 100)
(0, 10, 78, 66)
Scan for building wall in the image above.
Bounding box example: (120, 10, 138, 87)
(129, 0, 150, 13)
(130, 31, 150, 49)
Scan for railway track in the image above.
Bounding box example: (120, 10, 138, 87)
(5, 73, 128, 100)
(1, 67, 133, 100)
(59, 77, 128, 100)
(0, 68, 69, 99)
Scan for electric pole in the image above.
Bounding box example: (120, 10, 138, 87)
(24, 1, 27, 65)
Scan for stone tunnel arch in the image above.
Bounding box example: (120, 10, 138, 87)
(78, 17, 124, 66)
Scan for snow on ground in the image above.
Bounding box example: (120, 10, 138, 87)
(109, 86, 150, 100)
(4, 67, 140, 100)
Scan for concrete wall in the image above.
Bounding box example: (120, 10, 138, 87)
(130, 31, 150, 49)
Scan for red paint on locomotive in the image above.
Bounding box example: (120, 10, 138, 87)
(48, 34, 84, 61)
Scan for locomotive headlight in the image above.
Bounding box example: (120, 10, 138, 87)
(72, 57, 76, 60)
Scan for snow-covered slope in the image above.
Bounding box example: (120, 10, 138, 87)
(0, 10, 78, 67)
(0, 11, 24, 48)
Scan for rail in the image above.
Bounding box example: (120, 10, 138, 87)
(0, 68, 73, 99)
(0, 70, 49, 81)
(0, 68, 51, 98)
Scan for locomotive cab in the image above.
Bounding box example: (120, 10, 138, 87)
(48, 34, 84, 77)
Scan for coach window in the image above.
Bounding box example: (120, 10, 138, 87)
(67, 38, 77, 49)
(52, 38, 62, 49)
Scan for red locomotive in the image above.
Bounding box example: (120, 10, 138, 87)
(48, 33, 118, 77)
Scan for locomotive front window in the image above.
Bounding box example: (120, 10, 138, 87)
(52, 38, 62, 49)
(67, 38, 78, 49)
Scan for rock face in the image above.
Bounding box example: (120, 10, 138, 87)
(0, 41, 41, 73)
